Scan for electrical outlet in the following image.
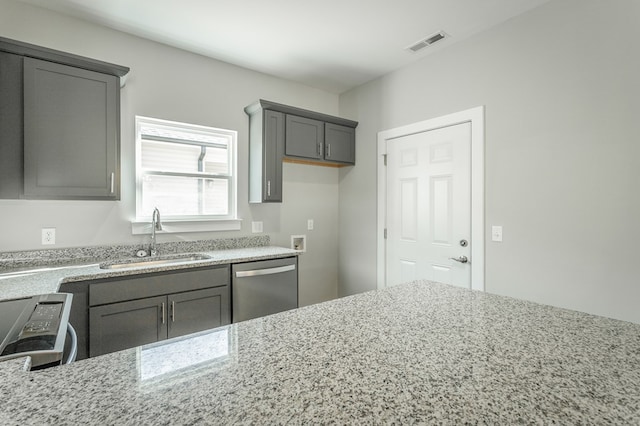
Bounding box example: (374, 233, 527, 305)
(491, 226, 503, 242)
(307, 219, 314, 230)
(42, 228, 56, 245)
(251, 221, 263, 233)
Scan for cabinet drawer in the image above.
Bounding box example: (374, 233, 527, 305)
(89, 265, 229, 306)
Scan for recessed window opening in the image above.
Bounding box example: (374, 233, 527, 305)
(135, 116, 237, 221)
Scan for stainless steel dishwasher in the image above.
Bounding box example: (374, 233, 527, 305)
(231, 256, 298, 322)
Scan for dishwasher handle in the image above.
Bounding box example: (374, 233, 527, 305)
(235, 264, 295, 278)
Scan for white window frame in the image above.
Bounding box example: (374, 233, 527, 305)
(131, 116, 240, 234)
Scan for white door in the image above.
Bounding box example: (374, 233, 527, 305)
(385, 122, 471, 288)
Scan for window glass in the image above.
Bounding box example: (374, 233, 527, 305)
(135, 116, 236, 221)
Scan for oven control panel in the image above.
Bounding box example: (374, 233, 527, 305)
(1, 300, 63, 356)
(22, 302, 62, 336)
(0, 293, 73, 367)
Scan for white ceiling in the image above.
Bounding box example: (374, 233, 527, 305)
(18, 0, 550, 93)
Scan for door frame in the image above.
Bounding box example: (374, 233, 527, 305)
(377, 106, 485, 291)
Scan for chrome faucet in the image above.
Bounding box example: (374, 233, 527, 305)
(150, 207, 162, 256)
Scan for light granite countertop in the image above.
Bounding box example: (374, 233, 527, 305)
(1, 280, 639, 424)
(0, 244, 299, 302)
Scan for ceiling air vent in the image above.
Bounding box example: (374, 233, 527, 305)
(406, 31, 447, 53)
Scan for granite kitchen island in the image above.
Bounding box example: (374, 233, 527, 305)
(2, 281, 640, 424)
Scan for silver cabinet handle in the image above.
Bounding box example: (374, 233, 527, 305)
(171, 300, 175, 322)
(327, 143, 331, 158)
(110, 172, 115, 194)
(161, 302, 165, 324)
(235, 264, 296, 278)
(267, 180, 271, 197)
(449, 256, 468, 264)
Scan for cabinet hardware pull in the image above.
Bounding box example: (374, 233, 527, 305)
(171, 301, 175, 322)
(267, 180, 271, 197)
(327, 144, 331, 158)
(161, 302, 165, 324)
(110, 172, 115, 194)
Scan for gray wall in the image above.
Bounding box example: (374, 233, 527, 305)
(0, 0, 339, 306)
(338, 0, 640, 323)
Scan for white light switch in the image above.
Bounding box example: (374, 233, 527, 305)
(307, 219, 314, 230)
(491, 226, 503, 242)
(251, 221, 263, 233)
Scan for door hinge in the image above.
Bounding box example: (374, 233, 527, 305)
(383, 154, 387, 166)
(384, 228, 387, 239)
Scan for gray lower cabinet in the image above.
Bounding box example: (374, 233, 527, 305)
(167, 287, 229, 339)
(90, 295, 166, 357)
(89, 287, 229, 357)
(58, 280, 90, 360)
(59, 265, 230, 359)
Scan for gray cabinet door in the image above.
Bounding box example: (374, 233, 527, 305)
(89, 296, 167, 357)
(0, 51, 23, 199)
(167, 287, 230, 339)
(325, 123, 355, 164)
(263, 110, 284, 202)
(285, 114, 324, 160)
(23, 57, 119, 199)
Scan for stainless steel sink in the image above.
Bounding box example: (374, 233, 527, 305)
(100, 254, 211, 270)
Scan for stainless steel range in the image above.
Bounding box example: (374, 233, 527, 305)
(0, 293, 75, 369)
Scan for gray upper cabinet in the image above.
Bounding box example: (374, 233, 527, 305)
(324, 123, 356, 164)
(245, 104, 285, 203)
(285, 114, 324, 160)
(23, 58, 119, 199)
(245, 99, 357, 203)
(0, 36, 128, 200)
(0, 51, 23, 199)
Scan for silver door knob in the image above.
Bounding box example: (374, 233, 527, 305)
(449, 255, 468, 263)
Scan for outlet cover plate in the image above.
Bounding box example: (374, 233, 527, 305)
(42, 228, 56, 245)
(251, 221, 263, 233)
(491, 225, 503, 242)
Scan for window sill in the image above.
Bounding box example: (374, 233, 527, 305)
(131, 218, 242, 235)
